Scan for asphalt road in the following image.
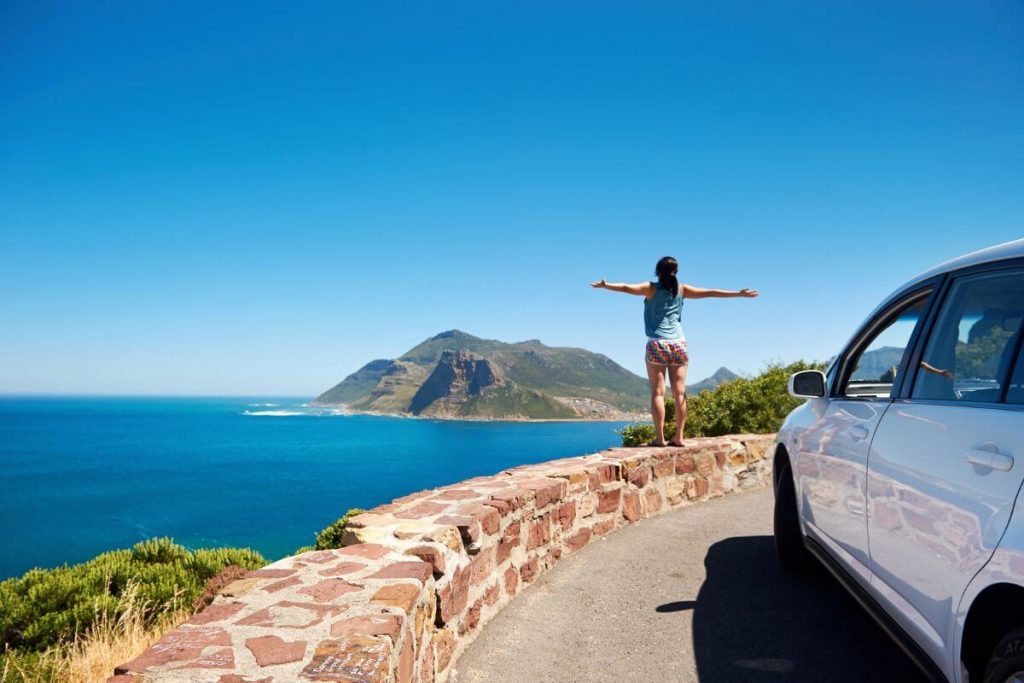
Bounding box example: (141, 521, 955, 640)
(454, 487, 928, 683)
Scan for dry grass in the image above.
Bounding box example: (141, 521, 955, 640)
(2, 583, 190, 683)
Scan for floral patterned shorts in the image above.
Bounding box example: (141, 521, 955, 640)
(645, 338, 689, 366)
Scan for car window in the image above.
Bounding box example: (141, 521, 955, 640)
(912, 270, 1024, 403)
(841, 296, 928, 399)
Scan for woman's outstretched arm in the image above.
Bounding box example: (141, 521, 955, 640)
(682, 284, 759, 299)
(591, 279, 651, 296)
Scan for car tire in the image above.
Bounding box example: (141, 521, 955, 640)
(983, 627, 1024, 683)
(774, 461, 815, 574)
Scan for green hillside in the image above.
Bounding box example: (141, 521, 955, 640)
(314, 330, 650, 419)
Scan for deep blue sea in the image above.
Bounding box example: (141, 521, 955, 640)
(0, 397, 627, 579)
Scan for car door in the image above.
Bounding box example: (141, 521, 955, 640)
(867, 266, 1024, 672)
(796, 287, 933, 581)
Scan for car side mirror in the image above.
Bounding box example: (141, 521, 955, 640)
(788, 370, 827, 399)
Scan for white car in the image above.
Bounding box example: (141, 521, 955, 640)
(775, 239, 1024, 683)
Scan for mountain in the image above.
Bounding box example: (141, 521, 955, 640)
(314, 330, 649, 420)
(686, 367, 738, 394)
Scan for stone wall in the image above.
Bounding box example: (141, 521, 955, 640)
(110, 434, 775, 683)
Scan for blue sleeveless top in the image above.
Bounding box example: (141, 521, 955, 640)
(644, 282, 684, 340)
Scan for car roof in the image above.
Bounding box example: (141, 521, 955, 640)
(901, 238, 1024, 291)
(845, 238, 1024, 356)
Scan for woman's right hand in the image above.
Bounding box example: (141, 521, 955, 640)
(591, 279, 607, 289)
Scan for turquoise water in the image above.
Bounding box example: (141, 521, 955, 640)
(0, 397, 627, 579)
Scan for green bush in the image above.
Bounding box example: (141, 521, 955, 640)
(618, 360, 825, 446)
(0, 538, 265, 654)
(313, 508, 366, 550)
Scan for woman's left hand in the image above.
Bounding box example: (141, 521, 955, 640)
(740, 288, 759, 298)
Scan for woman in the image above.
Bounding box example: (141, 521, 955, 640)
(592, 256, 758, 446)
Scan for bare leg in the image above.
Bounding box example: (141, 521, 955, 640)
(646, 362, 668, 445)
(667, 363, 689, 443)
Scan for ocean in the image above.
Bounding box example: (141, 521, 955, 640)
(0, 397, 628, 579)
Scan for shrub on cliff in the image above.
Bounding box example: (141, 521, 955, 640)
(0, 538, 265, 656)
(618, 361, 825, 446)
(313, 508, 366, 550)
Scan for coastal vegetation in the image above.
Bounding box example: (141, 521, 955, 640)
(0, 539, 265, 682)
(618, 361, 826, 446)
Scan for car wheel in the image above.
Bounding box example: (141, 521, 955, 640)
(984, 627, 1024, 683)
(774, 461, 814, 574)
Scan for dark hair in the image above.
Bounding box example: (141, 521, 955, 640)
(655, 256, 679, 297)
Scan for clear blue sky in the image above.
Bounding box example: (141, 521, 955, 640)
(1, 1, 1021, 396)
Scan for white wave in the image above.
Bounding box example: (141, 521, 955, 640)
(247, 403, 279, 407)
(242, 410, 307, 417)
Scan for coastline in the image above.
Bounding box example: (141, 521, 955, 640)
(305, 402, 644, 424)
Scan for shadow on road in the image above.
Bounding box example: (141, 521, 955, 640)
(663, 535, 929, 682)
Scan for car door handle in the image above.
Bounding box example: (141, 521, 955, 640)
(849, 425, 870, 442)
(965, 446, 1014, 472)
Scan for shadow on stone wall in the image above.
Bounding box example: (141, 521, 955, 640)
(685, 536, 928, 682)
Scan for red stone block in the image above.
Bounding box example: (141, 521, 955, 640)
(483, 582, 500, 606)
(405, 545, 446, 576)
(391, 490, 432, 506)
(246, 568, 296, 579)
(503, 566, 519, 596)
(434, 515, 481, 545)
(496, 522, 520, 565)
(297, 579, 363, 603)
(331, 614, 403, 642)
(455, 503, 501, 535)
(395, 502, 450, 520)
(298, 550, 339, 564)
(643, 488, 663, 515)
(433, 488, 481, 501)
(435, 567, 470, 625)
(622, 491, 642, 522)
(301, 636, 390, 682)
(489, 488, 529, 513)
(519, 557, 539, 583)
(218, 675, 272, 683)
(261, 576, 303, 594)
(186, 601, 245, 626)
(338, 544, 392, 560)
(527, 513, 551, 550)
(433, 628, 456, 673)
(627, 466, 650, 489)
(676, 455, 696, 474)
(566, 528, 591, 552)
(245, 635, 307, 666)
(591, 519, 615, 536)
(116, 626, 232, 673)
(652, 457, 674, 478)
(397, 633, 414, 683)
(370, 584, 422, 615)
(235, 601, 343, 629)
(687, 476, 709, 500)
(179, 647, 234, 670)
(695, 453, 716, 477)
(596, 488, 622, 514)
(557, 502, 576, 531)
(482, 498, 511, 515)
(469, 546, 496, 587)
(368, 561, 433, 585)
(318, 561, 368, 577)
(521, 479, 566, 508)
(460, 600, 482, 635)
